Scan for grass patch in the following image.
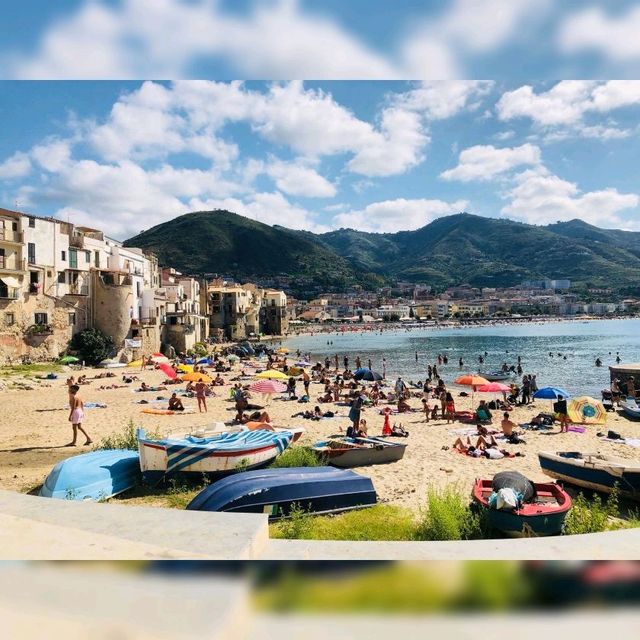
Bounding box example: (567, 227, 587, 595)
(268, 446, 321, 469)
(270, 504, 417, 541)
(0, 364, 62, 377)
(94, 419, 160, 451)
(562, 485, 638, 534)
(416, 485, 484, 541)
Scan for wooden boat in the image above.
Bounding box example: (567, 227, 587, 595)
(482, 370, 514, 382)
(621, 397, 640, 421)
(539, 451, 640, 500)
(137, 428, 293, 484)
(473, 477, 572, 537)
(312, 436, 406, 468)
(39, 449, 140, 501)
(186, 466, 377, 519)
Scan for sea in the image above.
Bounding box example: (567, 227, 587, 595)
(283, 319, 640, 397)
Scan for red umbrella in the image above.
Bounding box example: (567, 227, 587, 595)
(159, 363, 177, 379)
(476, 382, 511, 393)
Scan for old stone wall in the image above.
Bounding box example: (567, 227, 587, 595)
(92, 273, 133, 348)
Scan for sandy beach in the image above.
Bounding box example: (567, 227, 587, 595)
(1, 360, 639, 513)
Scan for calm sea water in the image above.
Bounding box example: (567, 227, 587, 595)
(283, 319, 640, 396)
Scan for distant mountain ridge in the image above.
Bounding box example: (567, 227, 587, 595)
(124, 210, 640, 294)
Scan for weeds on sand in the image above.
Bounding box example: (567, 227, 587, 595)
(0, 364, 62, 377)
(564, 485, 623, 534)
(94, 419, 159, 451)
(269, 446, 321, 469)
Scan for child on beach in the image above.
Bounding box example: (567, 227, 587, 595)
(421, 398, 430, 422)
(66, 385, 92, 446)
(445, 392, 456, 424)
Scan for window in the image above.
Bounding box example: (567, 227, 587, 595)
(94, 251, 100, 268)
(57, 271, 66, 284)
(4, 312, 14, 325)
(28, 242, 36, 264)
(61, 250, 66, 262)
(136, 282, 142, 297)
(28, 217, 35, 228)
(68, 313, 76, 326)
(34, 312, 48, 325)
(85, 250, 91, 262)
(69, 248, 77, 269)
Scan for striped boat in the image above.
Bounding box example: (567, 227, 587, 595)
(137, 428, 293, 485)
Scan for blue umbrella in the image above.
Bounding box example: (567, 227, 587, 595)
(353, 367, 370, 380)
(362, 370, 383, 382)
(534, 387, 571, 400)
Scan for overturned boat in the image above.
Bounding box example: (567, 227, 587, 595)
(539, 451, 640, 501)
(40, 449, 140, 501)
(186, 466, 377, 519)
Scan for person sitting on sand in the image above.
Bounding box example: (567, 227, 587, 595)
(500, 412, 518, 437)
(245, 410, 271, 424)
(357, 418, 368, 437)
(475, 400, 492, 422)
(77, 375, 90, 385)
(168, 393, 185, 411)
(66, 385, 92, 447)
(391, 423, 409, 437)
(213, 373, 225, 386)
(397, 396, 411, 413)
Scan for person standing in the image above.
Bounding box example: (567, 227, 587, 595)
(348, 392, 365, 434)
(382, 358, 386, 379)
(66, 385, 92, 446)
(395, 376, 407, 399)
(303, 370, 310, 396)
(195, 379, 207, 413)
(554, 395, 569, 433)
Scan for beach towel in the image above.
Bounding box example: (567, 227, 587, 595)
(602, 437, 640, 447)
(65, 402, 107, 409)
(140, 408, 195, 415)
(567, 425, 586, 433)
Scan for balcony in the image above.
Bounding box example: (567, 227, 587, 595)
(0, 229, 23, 244)
(67, 283, 89, 296)
(138, 315, 158, 325)
(69, 235, 84, 249)
(0, 256, 27, 273)
(0, 288, 19, 300)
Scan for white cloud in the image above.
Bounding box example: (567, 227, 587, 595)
(440, 144, 541, 182)
(558, 6, 640, 61)
(31, 140, 73, 172)
(502, 166, 639, 227)
(394, 81, 493, 120)
(332, 198, 469, 233)
(496, 81, 640, 136)
(263, 159, 336, 198)
(188, 192, 329, 233)
(0, 152, 32, 179)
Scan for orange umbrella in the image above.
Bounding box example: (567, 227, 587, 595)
(182, 373, 212, 383)
(455, 375, 490, 387)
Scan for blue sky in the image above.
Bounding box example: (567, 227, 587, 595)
(1, 80, 639, 239)
(2, 1, 640, 79)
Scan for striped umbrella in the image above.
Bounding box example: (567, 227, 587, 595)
(249, 380, 287, 394)
(568, 396, 607, 425)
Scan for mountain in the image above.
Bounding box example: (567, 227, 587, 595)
(125, 210, 640, 293)
(123, 210, 385, 291)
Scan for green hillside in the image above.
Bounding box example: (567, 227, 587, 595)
(125, 210, 640, 293)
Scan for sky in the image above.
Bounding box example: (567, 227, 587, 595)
(1, 1, 640, 79)
(1, 80, 639, 239)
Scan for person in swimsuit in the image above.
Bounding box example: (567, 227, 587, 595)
(195, 380, 207, 413)
(67, 385, 92, 446)
(168, 393, 185, 411)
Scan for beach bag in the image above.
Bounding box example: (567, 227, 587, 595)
(607, 430, 622, 440)
(488, 488, 521, 511)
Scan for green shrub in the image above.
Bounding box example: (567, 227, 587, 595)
(95, 419, 155, 451)
(564, 486, 620, 535)
(69, 328, 114, 365)
(269, 446, 321, 468)
(415, 485, 483, 541)
(270, 505, 417, 541)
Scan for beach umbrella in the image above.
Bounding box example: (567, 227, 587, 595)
(151, 354, 170, 364)
(59, 355, 79, 364)
(295, 361, 311, 367)
(177, 364, 193, 373)
(227, 354, 240, 362)
(197, 357, 210, 365)
(277, 347, 289, 354)
(568, 396, 607, 425)
(158, 363, 177, 380)
(533, 386, 571, 400)
(255, 369, 289, 380)
(182, 372, 212, 383)
(288, 366, 306, 376)
(362, 370, 383, 382)
(249, 380, 287, 394)
(455, 375, 490, 387)
(128, 359, 143, 368)
(353, 367, 371, 380)
(477, 382, 511, 393)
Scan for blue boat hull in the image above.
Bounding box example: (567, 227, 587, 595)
(40, 450, 140, 501)
(483, 508, 568, 537)
(539, 452, 640, 500)
(186, 467, 377, 519)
